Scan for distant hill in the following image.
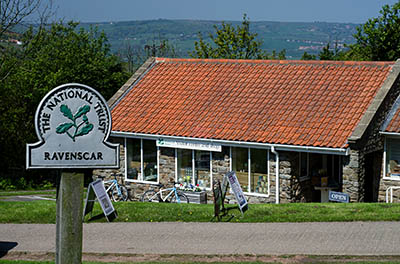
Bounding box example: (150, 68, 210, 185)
(81, 19, 358, 59)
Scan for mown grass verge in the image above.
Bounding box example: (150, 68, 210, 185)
(0, 200, 400, 224)
(0, 190, 56, 197)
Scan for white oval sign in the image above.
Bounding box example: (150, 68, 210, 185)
(26, 83, 119, 169)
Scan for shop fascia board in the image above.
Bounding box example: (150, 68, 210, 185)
(111, 131, 349, 156)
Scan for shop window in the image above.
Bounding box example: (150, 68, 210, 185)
(177, 149, 212, 189)
(127, 138, 141, 180)
(232, 147, 249, 191)
(250, 149, 268, 194)
(143, 140, 158, 182)
(195, 151, 211, 188)
(232, 147, 269, 195)
(126, 138, 158, 182)
(386, 138, 400, 178)
(177, 149, 192, 185)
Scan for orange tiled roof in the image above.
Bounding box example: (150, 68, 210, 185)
(111, 58, 395, 149)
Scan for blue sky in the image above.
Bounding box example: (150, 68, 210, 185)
(53, 0, 398, 23)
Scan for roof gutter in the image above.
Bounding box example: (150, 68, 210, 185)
(380, 131, 400, 137)
(111, 131, 349, 155)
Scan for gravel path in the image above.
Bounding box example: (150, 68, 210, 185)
(1, 221, 400, 255)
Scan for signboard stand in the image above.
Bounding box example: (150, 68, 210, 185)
(83, 179, 117, 222)
(56, 171, 84, 263)
(213, 171, 248, 222)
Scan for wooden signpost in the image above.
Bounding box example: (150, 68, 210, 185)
(27, 83, 119, 263)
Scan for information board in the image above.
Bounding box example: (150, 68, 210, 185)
(226, 171, 248, 214)
(83, 179, 116, 221)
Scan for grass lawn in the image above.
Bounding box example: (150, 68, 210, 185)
(0, 199, 400, 224)
(0, 190, 56, 197)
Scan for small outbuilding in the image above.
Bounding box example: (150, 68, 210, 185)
(94, 57, 400, 203)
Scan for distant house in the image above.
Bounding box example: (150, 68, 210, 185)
(95, 57, 400, 203)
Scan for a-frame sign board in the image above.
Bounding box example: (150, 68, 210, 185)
(83, 179, 117, 222)
(213, 171, 248, 221)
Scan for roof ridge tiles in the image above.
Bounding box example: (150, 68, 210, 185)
(155, 57, 395, 67)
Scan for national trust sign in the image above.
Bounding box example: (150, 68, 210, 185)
(26, 83, 119, 169)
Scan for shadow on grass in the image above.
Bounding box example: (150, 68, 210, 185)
(0, 241, 18, 258)
(86, 213, 105, 222)
(86, 212, 117, 222)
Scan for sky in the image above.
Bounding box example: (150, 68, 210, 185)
(52, 0, 399, 24)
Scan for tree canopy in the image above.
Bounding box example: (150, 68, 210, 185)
(0, 21, 129, 187)
(190, 14, 285, 60)
(346, 1, 400, 61)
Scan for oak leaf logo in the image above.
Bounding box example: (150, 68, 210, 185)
(56, 104, 93, 142)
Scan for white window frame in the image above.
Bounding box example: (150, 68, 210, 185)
(383, 137, 400, 181)
(124, 137, 160, 184)
(175, 149, 213, 190)
(230, 146, 271, 197)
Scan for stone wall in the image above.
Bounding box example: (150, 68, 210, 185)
(342, 150, 360, 202)
(378, 179, 400, 202)
(92, 137, 125, 182)
(350, 72, 400, 202)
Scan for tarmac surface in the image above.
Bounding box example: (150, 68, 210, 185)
(1, 221, 400, 256)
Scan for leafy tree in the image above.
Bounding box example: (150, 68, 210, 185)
(0, 21, 129, 184)
(318, 42, 348, 61)
(119, 38, 177, 73)
(0, 0, 53, 80)
(190, 14, 284, 60)
(301, 52, 316, 60)
(347, 1, 400, 61)
(318, 43, 336, 60)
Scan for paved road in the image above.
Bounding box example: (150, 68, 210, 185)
(1, 222, 400, 255)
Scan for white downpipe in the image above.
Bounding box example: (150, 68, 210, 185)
(271, 146, 279, 204)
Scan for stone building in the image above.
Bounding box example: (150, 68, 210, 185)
(94, 57, 400, 203)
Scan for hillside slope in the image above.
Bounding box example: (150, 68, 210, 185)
(80, 19, 358, 59)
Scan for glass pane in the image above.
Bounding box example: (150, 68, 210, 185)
(143, 140, 158, 182)
(177, 149, 192, 186)
(232, 147, 248, 191)
(250, 149, 268, 194)
(388, 138, 400, 176)
(195, 150, 210, 189)
(127, 138, 141, 180)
